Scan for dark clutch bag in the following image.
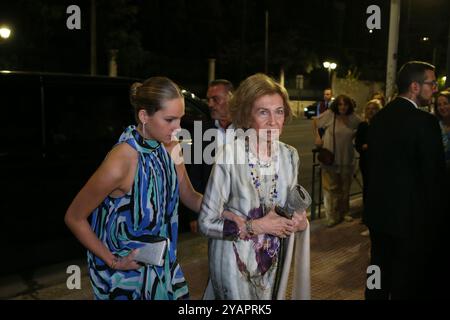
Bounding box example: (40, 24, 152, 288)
(317, 147, 334, 165)
(275, 206, 292, 219)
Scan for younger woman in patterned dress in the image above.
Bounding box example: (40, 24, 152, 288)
(64, 77, 202, 300)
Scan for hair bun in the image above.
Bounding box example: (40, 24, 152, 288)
(130, 82, 143, 106)
(130, 82, 143, 96)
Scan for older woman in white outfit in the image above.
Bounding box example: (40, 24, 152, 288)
(199, 73, 310, 300)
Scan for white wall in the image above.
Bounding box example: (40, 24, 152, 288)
(290, 100, 317, 118)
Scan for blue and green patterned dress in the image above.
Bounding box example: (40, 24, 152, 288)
(87, 125, 189, 300)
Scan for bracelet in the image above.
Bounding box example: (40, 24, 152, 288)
(110, 257, 119, 269)
(245, 219, 255, 236)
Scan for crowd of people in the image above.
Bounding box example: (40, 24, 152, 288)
(313, 61, 449, 299)
(64, 60, 448, 300)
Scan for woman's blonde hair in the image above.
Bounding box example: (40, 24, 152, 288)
(130, 77, 183, 123)
(229, 73, 292, 128)
(366, 99, 382, 110)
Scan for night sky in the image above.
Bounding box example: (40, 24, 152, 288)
(1, 0, 449, 92)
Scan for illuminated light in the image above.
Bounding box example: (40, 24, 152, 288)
(422, 37, 429, 41)
(0, 27, 11, 39)
(323, 61, 337, 86)
(323, 61, 337, 70)
(443, 76, 447, 82)
(369, 29, 373, 33)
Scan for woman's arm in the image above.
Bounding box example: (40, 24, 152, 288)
(312, 117, 323, 146)
(177, 163, 203, 213)
(313, 111, 330, 147)
(197, 143, 240, 240)
(166, 141, 203, 213)
(64, 143, 140, 270)
(199, 144, 295, 240)
(198, 161, 231, 239)
(222, 209, 295, 239)
(251, 209, 295, 237)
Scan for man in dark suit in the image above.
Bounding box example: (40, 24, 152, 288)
(188, 79, 234, 233)
(316, 88, 333, 116)
(364, 61, 447, 299)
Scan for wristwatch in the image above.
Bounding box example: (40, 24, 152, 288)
(245, 219, 255, 236)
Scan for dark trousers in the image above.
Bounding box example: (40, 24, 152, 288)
(359, 162, 368, 218)
(365, 229, 443, 300)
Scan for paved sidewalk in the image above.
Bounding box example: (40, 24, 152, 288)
(1, 198, 369, 300)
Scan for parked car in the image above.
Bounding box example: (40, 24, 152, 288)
(304, 101, 319, 119)
(304, 98, 335, 119)
(0, 71, 211, 275)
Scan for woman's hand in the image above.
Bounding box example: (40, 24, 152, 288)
(292, 210, 308, 232)
(189, 220, 198, 233)
(252, 209, 295, 238)
(222, 210, 249, 239)
(110, 249, 142, 271)
(314, 136, 323, 147)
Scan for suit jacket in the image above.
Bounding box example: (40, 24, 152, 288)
(355, 121, 369, 175)
(184, 119, 215, 221)
(364, 97, 446, 248)
(316, 100, 330, 116)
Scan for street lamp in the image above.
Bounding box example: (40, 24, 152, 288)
(0, 26, 12, 40)
(323, 61, 337, 86)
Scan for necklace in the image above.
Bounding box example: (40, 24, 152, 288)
(246, 140, 279, 213)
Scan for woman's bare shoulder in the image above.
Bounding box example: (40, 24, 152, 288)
(100, 143, 138, 177)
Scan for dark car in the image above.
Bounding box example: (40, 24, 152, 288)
(0, 71, 210, 275)
(304, 101, 319, 119)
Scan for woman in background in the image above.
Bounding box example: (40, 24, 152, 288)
(435, 90, 450, 169)
(434, 90, 450, 217)
(355, 99, 382, 236)
(313, 95, 362, 227)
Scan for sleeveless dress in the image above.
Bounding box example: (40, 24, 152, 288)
(87, 125, 189, 300)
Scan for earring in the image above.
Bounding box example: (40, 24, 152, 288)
(142, 122, 147, 139)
